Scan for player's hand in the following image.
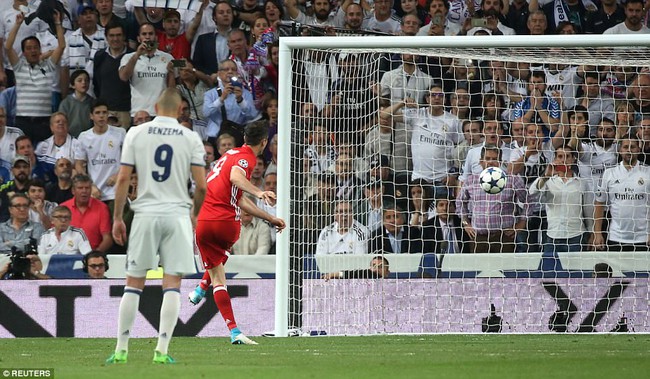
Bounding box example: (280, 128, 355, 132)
(271, 217, 286, 233)
(112, 220, 128, 246)
(259, 190, 276, 206)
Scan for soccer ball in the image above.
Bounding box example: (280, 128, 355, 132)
(479, 167, 507, 194)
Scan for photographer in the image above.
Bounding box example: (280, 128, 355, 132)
(0, 193, 45, 254)
(0, 250, 50, 280)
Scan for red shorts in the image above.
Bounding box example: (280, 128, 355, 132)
(195, 220, 241, 269)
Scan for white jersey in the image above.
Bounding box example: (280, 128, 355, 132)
(544, 66, 579, 109)
(404, 108, 462, 182)
(595, 162, 650, 244)
(75, 126, 126, 201)
(37, 226, 92, 255)
(316, 220, 369, 255)
(35, 135, 80, 166)
(459, 141, 513, 183)
(380, 66, 433, 105)
(0, 126, 23, 171)
(120, 116, 204, 216)
(577, 142, 618, 191)
(363, 15, 402, 34)
(0, 7, 48, 69)
(120, 50, 173, 116)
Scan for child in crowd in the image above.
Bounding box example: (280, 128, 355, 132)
(58, 70, 95, 138)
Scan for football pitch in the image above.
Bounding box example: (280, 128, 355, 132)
(1, 335, 649, 379)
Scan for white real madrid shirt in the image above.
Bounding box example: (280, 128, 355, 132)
(37, 226, 92, 255)
(315, 220, 369, 255)
(595, 162, 650, 244)
(75, 126, 126, 201)
(120, 116, 205, 216)
(403, 108, 462, 182)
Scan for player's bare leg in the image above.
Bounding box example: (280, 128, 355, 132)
(208, 264, 258, 345)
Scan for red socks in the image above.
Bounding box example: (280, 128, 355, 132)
(198, 271, 211, 291)
(213, 285, 238, 331)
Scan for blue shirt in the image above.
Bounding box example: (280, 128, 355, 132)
(202, 79, 258, 137)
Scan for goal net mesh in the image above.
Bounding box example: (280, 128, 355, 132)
(283, 40, 650, 335)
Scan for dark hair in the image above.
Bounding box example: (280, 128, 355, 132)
(9, 192, 30, 206)
(567, 105, 589, 122)
(83, 251, 109, 273)
(244, 120, 269, 146)
(27, 178, 46, 191)
(264, 0, 285, 19)
(104, 21, 125, 37)
(91, 99, 109, 113)
(555, 21, 577, 34)
(14, 135, 32, 149)
(213, 0, 234, 17)
(138, 22, 156, 34)
(20, 36, 40, 52)
(426, 0, 449, 11)
(70, 69, 90, 86)
(480, 143, 501, 160)
(530, 70, 546, 81)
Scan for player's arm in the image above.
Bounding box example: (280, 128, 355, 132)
(112, 164, 134, 246)
(190, 165, 207, 218)
(230, 166, 264, 198)
(238, 195, 286, 231)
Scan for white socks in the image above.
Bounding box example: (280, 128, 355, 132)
(155, 289, 181, 355)
(115, 286, 142, 352)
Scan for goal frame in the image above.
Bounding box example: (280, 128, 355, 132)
(274, 34, 650, 338)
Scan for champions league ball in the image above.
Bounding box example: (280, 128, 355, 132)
(479, 167, 507, 194)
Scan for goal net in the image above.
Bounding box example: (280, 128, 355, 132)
(274, 35, 650, 336)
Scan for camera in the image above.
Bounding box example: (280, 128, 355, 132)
(144, 40, 156, 50)
(230, 76, 243, 88)
(171, 59, 186, 68)
(6, 239, 37, 280)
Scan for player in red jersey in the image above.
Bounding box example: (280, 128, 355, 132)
(191, 120, 285, 344)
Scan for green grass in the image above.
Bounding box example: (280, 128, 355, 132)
(1, 335, 649, 379)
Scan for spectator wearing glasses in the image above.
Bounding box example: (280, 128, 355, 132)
(37, 205, 91, 255)
(0, 193, 45, 254)
(83, 250, 109, 279)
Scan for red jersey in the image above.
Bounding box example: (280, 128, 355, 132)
(198, 145, 256, 221)
(156, 30, 191, 60)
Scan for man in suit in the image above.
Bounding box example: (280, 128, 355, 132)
(192, 1, 234, 77)
(422, 195, 468, 253)
(368, 204, 422, 254)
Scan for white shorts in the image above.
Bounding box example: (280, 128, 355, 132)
(125, 214, 197, 277)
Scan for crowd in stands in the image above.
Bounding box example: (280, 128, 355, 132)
(0, 0, 648, 267)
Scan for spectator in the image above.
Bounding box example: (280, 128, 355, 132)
(0, 249, 51, 280)
(636, 117, 650, 166)
(408, 179, 435, 226)
(203, 59, 257, 144)
(45, 157, 74, 204)
(603, 0, 649, 34)
(453, 120, 483, 175)
(303, 172, 337, 251)
(400, 12, 422, 35)
(35, 113, 79, 181)
(235, 0, 265, 35)
(577, 70, 615, 136)
(92, 22, 133, 130)
(630, 70, 650, 114)
(119, 23, 175, 118)
(360, 179, 384, 232)
(322, 255, 391, 279)
(526, 10, 547, 35)
(0, 193, 45, 254)
(155, 7, 205, 60)
(61, 4, 106, 97)
(266, 134, 278, 174)
(37, 205, 91, 255)
(512, 70, 561, 134)
(193, 1, 235, 76)
(506, 0, 531, 35)
(60, 174, 113, 252)
(333, 152, 365, 205)
(448, 87, 471, 120)
(0, 155, 31, 221)
(0, 105, 23, 173)
(75, 100, 125, 202)
(95, 0, 130, 39)
(83, 250, 109, 278)
(230, 206, 271, 255)
(5, 11, 65, 143)
(380, 53, 433, 106)
(388, 83, 462, 196)
(530, 145, 589, 253)
(132, 110, 152, 126)
(422, 194, 469, 253)
(256, 171, 278, 253)
(216, 133, 235, 157)
(364, 99, 410, 172)
(343, 2, 365, 32)
(292, 50, 339, 114)
(26, 179, 57, 229)
(177, 61, 209, 120)
(316, 200, 369, 255)
(417, 0, 461, 36)
(584, 0, 625, 34)
(362, 0, 402, 34)
(466, 0, 515, 35)
(178, 97, 208, 138)
(540, 0, 590, 34)
(369, 204, 423, 254)
(58, 70, 95, 137)
(614, 100, 635, 139)
(0, 88, 16, 127)
(457, 144, 530, 253)
(593, 136, 650, 251)
(250, 155, 266, 190)
(285, 0, 343, 27)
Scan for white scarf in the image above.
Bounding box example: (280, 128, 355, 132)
(553, 0, 571, 27)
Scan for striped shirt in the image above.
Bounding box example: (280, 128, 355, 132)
(316, 220, 369, 255)
(62, 27, 106, 72)
(0, 126, 24, 171)
(13, 57, 57, 117)
(37, 226, 92, 255)
(457, 173, 531, 234)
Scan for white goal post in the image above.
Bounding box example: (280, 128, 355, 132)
(274, 35, 650, 337)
